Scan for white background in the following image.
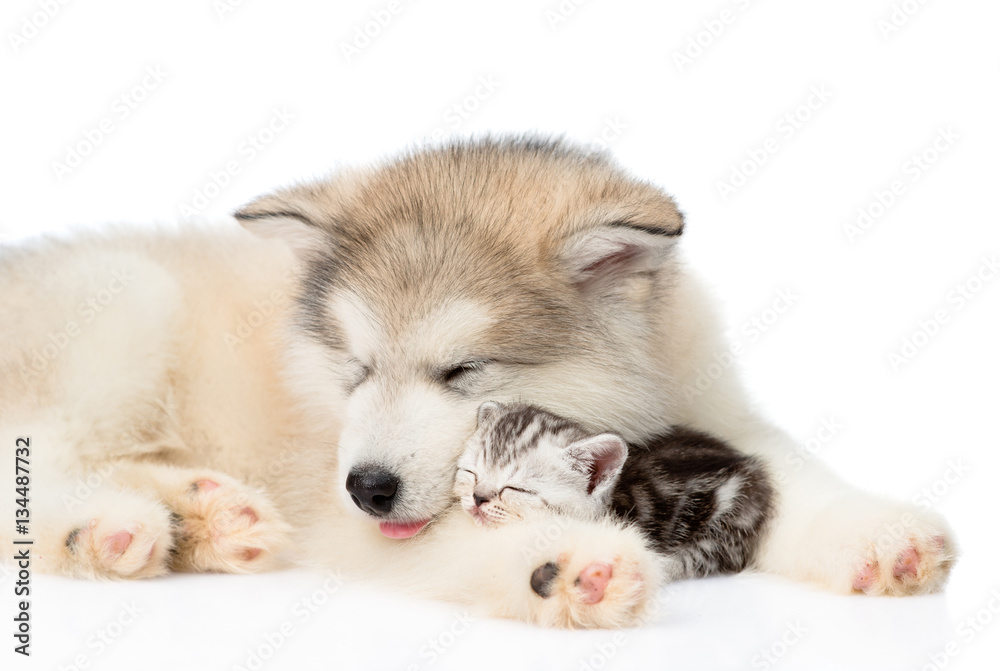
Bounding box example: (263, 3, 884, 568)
(2, 0, 998, 669)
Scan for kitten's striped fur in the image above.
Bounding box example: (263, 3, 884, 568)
(455, 402, 775, 579)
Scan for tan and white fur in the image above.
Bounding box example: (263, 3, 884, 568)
(0, 138, 956, 628)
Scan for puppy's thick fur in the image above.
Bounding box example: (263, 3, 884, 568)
(0, 138, 956, 626)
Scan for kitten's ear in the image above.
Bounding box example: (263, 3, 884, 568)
(560, 208, 683, 297)
(477, 401, 502, 427)
(566, 434, 628, 499)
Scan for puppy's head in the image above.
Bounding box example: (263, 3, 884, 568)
(237, 137, 684, 538)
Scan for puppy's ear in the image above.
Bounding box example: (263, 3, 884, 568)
(565, 433, 628, 501)
(234, 179, 351, 256)
(560, 210, 683, 296)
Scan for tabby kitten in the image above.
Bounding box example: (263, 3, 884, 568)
(454, 402, 774, 579)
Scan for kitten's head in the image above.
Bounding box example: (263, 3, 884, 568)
(454, 401, 628, 526)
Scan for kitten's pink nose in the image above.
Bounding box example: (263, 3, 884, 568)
(473, 493, 490, 508)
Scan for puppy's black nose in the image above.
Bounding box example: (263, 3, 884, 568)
(346, 468, 399, 517)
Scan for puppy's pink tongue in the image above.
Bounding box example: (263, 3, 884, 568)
(379, 520, 429, 539)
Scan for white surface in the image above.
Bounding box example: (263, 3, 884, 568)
(2, 0, 998, 669)
(6, 570, 982, 671)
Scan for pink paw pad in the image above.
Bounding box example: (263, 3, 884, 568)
(241, 548, 262, 561)
(894, 547, 921, 580)
(103, 531, 134, 559)
(852, 561, 877, 592)
(239, 507, 259, 525)
(194, 479, 220, 493)
(576, 562, 613, 604)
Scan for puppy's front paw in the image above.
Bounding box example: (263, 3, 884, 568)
(529, 525, 659, 628)
(169, 475, 289, 573)
(807, 499, 959, 596)
(65, 514, 172, 580)
(851, 531, 956, 596)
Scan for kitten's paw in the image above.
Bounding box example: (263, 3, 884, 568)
(65, 515, 172, 580)
(169, 474, 289, 573)
(529, 525, 659, 628)
(851, 533, 956, 596)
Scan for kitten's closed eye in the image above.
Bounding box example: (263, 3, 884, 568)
(500, 486, 536, 496)
(454, 468, 477, 496)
